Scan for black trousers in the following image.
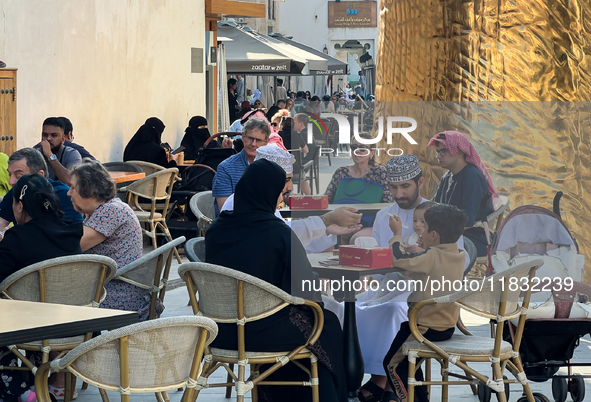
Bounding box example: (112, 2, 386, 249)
(383, 321, 454, 402)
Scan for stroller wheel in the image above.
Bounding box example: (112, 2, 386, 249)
(551, 377, 567, 402)
(532, 392, 549, 402)
(568, 375, 585, 402)
(478, 383, 492, 402)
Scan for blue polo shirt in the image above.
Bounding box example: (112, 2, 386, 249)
(0, 179, 84, 224)
(211, 150, 249, 217)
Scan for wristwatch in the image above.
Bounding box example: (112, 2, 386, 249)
(49, 154, 57, 162)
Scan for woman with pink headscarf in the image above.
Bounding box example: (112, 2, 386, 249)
(428, 131, 498, 256)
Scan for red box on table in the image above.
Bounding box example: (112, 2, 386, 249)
(289, 195, 329, 210)
(339, 246, 393, 269)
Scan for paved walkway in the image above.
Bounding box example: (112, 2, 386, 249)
(72, 153, 591, 401)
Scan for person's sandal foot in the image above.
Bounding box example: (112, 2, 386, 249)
(380, 390, 400, 402)
(357, 381, 385, 402)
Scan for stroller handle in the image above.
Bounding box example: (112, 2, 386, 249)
(204, 132, 242, 147)
(553, 191, 564, 218)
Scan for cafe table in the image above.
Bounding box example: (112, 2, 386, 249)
(108, 171, 145, 184)
(279, 203, 386, 219)
(307, 252, 403, 397)
(0, 299, 138, 347)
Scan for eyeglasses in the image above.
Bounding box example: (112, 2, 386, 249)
(350, 144, 369, 151)
(243, 135, 267, 145)
(254, 102, 262, 106)
(434, 148, 448, 157)
(271, 122, 278, 127)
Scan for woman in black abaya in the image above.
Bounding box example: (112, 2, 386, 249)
(123, 117, 177, 168)
(180, 116, 219, 160)
(205, 159, 347, 402)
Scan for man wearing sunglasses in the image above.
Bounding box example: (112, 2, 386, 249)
(212, 118, 269, 217)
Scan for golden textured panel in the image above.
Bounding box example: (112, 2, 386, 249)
(375, 0, 591, 282)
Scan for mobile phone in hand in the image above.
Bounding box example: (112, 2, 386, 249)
(171, 146, 185, 155)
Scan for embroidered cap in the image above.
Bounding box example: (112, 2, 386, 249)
(385, 154, 421, 182)
(255, 144, 294, 174)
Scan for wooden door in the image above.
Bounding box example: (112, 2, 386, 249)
(0, 69, 17, 156)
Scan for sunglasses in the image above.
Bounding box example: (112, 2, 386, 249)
(271, 122, 278, 127)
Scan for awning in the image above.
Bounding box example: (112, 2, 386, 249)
(217, 21, 328, 75)
(269, 34, 349, 76)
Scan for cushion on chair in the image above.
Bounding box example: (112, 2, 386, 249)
(402, 334, 512, 357)
(134, 211, 163, 220)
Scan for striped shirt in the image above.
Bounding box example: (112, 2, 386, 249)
(212, 149, 249, 216)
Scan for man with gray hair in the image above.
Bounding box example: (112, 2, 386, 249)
(0, 148, 83, 236)
(212, 118, 270, 216)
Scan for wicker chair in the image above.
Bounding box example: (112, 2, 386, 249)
(474, 195, 511, 271)
(0, 255, 117, 401)
(126, 160, 166, 175)
(115, 236, 185, 320)
(184, 237, 205, 262)
(189, 191, 215, 236)
(178, 262, 324, 402)
(401, 259, 544, 402)
(102, 162, 143, 173)
(121, 168, 181, 262)
(34, 316, 218, 402)
(462, 236, 478, 277)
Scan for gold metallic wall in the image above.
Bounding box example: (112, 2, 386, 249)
(374, 0, 591, 282)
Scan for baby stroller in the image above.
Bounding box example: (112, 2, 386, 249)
(489, 193, 589, 402)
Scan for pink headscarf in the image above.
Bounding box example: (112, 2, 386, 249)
(268, 133, 288, 151)
(428, 130, 499, 202)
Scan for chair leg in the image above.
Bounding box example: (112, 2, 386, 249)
(236, 362, 246, 402)
(441, 359, 449, 402)
(425, 358, 431, 397)
(310, 356, 320, 402)
(225, 363, 234, 398)
(492, 362, 507, 402)
(408, 357, 416, 402)
(98, 388, 110, 402)
(82, 381, 89, 390)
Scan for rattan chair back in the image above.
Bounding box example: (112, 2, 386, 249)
(126, 160, 166, 176)
(0, 255, 117, 306)
(102, 162, 143, 173)
(116, 237, 185, 320)
(184, 237, 205, 262)
(449, 259, 542, 321)
(35, 316, 218, 402)
(179, 262, 301, 323)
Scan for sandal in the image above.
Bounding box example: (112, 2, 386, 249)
(48, 385, 78, 401)
(357, 381, 385, 402)
(380, 391, 400, 402)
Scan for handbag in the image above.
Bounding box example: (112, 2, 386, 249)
(333, 177, 384, 204)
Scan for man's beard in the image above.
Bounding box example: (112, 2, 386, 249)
(396, 186, 420, 209)
(51, 144, 62, 155)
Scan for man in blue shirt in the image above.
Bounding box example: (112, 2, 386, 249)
(0, 148, 83, 237)
(212, 118, 270, 216)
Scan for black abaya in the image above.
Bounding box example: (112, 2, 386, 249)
(123, 117, 177, 168)
(205, 159, 347, 402)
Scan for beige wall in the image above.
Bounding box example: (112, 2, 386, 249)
(0, 0, 206, 162)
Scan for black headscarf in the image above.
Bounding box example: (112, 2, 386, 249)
(123, 117, 176, 167)
(205, 159, 319, 300)
(265, 106, 281, 122)
(180, 116, 213, 160)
